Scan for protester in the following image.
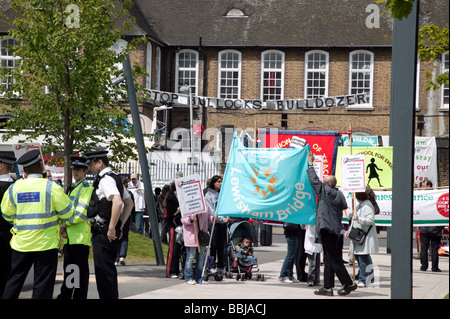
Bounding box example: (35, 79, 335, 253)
(164, 182, 181, 278)
(205, 175, 230, 273)
(278, 223, 302, 283)
(307, 150, 357, 296)
(304, 225, 321, 286)
(128, 174, 145, 235)
(181, 208, 215, 285)
(419, 180, 444, 272)
(115, 177, 135, 266)
(346, 191, 379, 287)
(159, 184, 171, 245)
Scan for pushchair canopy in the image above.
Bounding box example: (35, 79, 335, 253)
(229, 221, 254, 243)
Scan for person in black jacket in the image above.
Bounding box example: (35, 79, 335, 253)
(307, 150, 357, 297)
(164, 182, 181, 278)
(419, 180, 444, 272)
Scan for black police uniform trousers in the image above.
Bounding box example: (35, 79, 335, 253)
(92, 226, 120, 299)
(57, 244, 90, 299)
(1, 249, 58, 299)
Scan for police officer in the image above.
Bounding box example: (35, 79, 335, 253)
(85, 150, 133, 299)
(1, 149, 74, 299)
(0, 152, 16, 297)
(57, 156, 94, 299)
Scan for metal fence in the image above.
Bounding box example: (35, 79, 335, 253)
(116, 159, 221, 188)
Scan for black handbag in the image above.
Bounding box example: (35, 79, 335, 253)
(348, 224, 372, 245)
(196, 216, 210, 246)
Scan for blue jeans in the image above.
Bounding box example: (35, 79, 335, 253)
(134, 211, 144, 235)
(185, 246, 206, 282)
(355, 254, 373, 285)
(279, 233, 300, 279)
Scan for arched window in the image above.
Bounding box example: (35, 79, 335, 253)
(261, 50, 284, 101)
(305, 50, 329, 99)
(218, 50, 241, 99)
(175, 49, 198, 95)
(348, 50, 374, 108)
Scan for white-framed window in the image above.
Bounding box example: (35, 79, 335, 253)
(261, 50, 284, 101)
(218, 50, 241, 99)
(441, 52, 449, 110)
(175, 49, 198, 95)
(305, 50, 329, 99)
(348, 50, 374, 109)
(0, 37, 20, 93)
(155, 47, 161, 91)
(145, 42, 152, 90)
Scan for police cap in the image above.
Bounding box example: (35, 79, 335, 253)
(17, 149, 41, 168)
(85, 150, 108, 163)
(0, 152, 16, 165)
(70, 156, 89, 169)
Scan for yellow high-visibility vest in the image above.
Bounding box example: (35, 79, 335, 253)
(65, 179, 94, 246)
(1, 177, 74, 252)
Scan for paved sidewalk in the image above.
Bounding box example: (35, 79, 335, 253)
(17, 234, 448, 300)
(123, 243, 449, 300)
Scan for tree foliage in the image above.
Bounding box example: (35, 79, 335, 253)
(0, 0, 147, 185)
(418, 25, 449, 91)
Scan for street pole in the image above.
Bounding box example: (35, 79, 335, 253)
(389, 0, 419, 299)
(122, 53, 165, 265)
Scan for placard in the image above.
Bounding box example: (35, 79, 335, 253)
(175, 174, 207, 217)
(340, 154, 366, 192)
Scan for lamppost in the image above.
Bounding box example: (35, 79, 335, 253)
(179, 84, 196, 167)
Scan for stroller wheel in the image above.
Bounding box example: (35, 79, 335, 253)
(226, 271, 233, 279)
(236, 274, 241, 281)
(214, 273, 223, 281)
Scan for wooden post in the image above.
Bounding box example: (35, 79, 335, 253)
(349, 124, 356, 281)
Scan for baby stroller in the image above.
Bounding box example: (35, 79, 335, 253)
(228, 221, 264, 281)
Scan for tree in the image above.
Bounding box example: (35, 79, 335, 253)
(377, 0, 449, 91)
(0, 0, 146, 188)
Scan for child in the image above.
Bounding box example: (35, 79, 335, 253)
(233, 237, 257, 272)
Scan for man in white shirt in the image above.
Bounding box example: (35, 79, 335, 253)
(85, 150, 134, 299)
(128, 174, 146, 235)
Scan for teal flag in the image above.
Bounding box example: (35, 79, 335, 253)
(216, 134, 317, 225)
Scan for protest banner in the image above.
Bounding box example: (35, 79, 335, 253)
(342, 188, 449, 226)
(381, 136, 438, 187)
(216, 133, 317, 225)
(262, 129, 340, 176)
(145, 88, 368, 111)
(336, 146, 393, 188)
(340, 154, 366, 192)
(175, 174, 206, 217)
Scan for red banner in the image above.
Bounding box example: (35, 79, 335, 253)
(262, 130, 339, 176)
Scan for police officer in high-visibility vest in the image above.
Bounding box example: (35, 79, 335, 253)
(0, 152, 16, 297)
(57, 156, 94, 299)
(85, 150, 133, 299)
(1, 149, 74, 299)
